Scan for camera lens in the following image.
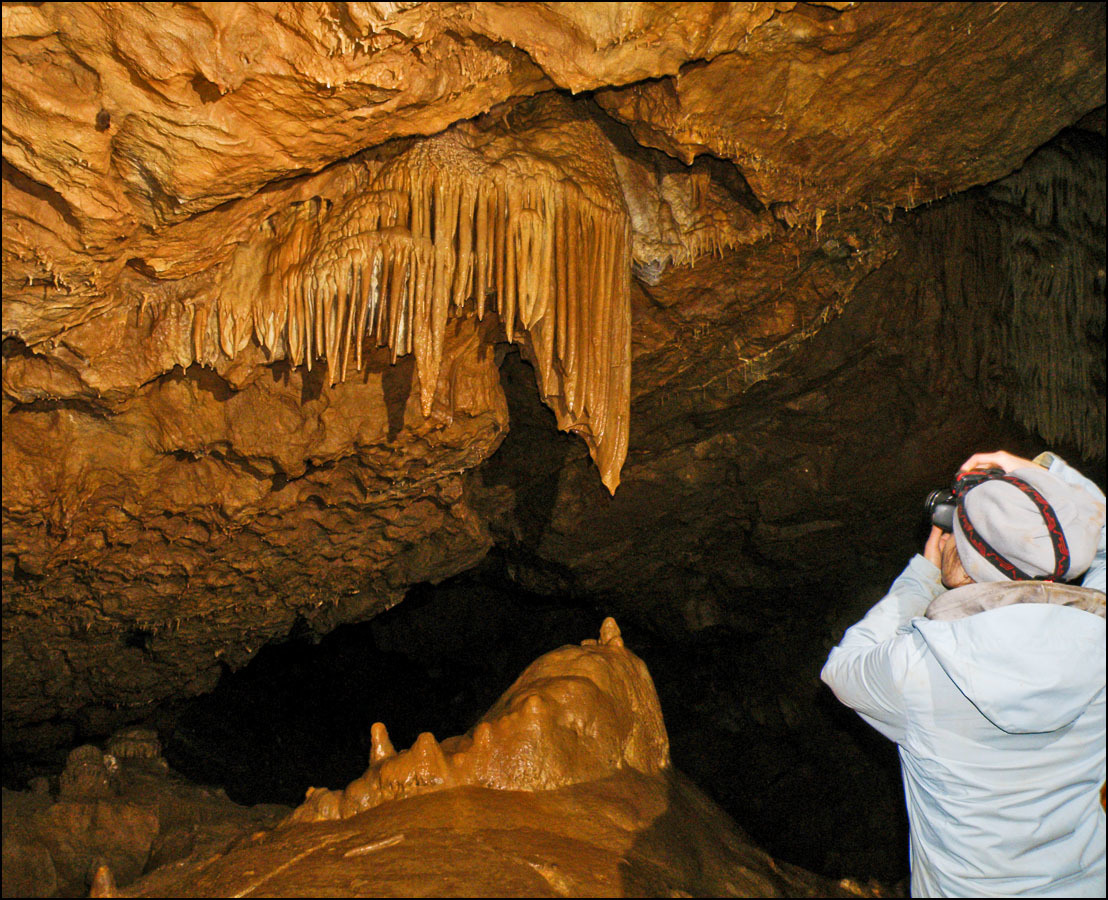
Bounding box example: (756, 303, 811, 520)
(925, 488, 956, 532)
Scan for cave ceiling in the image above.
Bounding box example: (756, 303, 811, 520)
(2, 2, 1105, 744)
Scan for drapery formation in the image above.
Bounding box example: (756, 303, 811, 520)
(192, 95, 632, 492)
(923, 130, 1105, 458)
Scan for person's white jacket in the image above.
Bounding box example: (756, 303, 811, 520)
(822, 457, 1106, 898)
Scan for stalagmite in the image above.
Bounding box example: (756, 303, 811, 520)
(286, 617, 669, 825)
(199, 94, 632, 492)
(369, 722, 396, 765)
(102, 621, 852, 899)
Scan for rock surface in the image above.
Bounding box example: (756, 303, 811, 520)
(1, 726, 288, 898)
(2, 0, 1105, 815)
(100, 620, 880, 898)
(596, 2, 1105, 213)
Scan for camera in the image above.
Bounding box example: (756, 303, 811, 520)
(925, 467, 1006, 532)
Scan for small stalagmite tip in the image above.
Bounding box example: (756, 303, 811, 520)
(89, 864, 117, 898)
(370, 721, 397, 764)
(599, 617, 622, 646)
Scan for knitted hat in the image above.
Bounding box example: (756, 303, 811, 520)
(953, 465, 1104, 584)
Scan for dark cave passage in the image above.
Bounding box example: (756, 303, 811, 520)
(147, 344, 934, 887)
(154, 558, 910, 885)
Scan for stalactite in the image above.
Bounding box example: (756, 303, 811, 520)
(199, 95, 632, 492)
(920, 130, 1105, 457)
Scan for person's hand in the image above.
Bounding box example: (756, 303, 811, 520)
(958, 450, 1040, 475)
(923, 525, 944, 568)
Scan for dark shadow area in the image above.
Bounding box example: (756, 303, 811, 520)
(160, 364, 236, 401)
(484, 347, 583, 544)
(615, 592, 911, 885)
(298, 360, 327, 405)
(382, 353, 414, 441)
(160, 564, 600, 808)
(1, 158, 81, 230)
(153, 554, 911, 885)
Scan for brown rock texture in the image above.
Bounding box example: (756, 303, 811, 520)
(3, 316, 508, 744)
(1, 725, 288, 898)
(102, 620, 875, 898)
(2, 0, 1105, 809)
(595, 2, 1106, 214)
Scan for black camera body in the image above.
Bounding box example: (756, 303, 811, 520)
(925, 467, 1006, 532)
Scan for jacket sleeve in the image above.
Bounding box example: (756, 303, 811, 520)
(1035, 452, 1106, 593)
(820, 555, 945, 743)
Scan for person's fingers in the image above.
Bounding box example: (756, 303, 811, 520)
(923, 525, 944, 567)
(958, 451, 1005, 472)
(957, 451, 1035, 474)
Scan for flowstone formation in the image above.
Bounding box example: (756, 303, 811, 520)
(218, 92, 634, 492)
(96, 620, 877, 898)
(910, 129, 1107, 459)
(288, 617, 667, 823)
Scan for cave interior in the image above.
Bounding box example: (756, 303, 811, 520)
(2, 2, 1105, 897)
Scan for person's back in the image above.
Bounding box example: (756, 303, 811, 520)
(822, 451, 1106, 897)
(899, 589, 1104, 897)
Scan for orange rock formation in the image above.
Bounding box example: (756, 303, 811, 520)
(103, 620, 871, 898)
(4, 3, 1102, 743)
(288, 617, 665, 823)
(2, 2, 1104, 890)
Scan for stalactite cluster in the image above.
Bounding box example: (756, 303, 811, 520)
(194, 96, 632, 492)
(922, 130, 1105, 458)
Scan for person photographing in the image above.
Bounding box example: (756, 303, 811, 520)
(822, 451, 1106, 897)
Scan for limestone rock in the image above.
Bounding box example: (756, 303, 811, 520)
(58, 744, 118, 801)
(595, 3, 1105, 214)
(114, 620, 872, 898)
(1, 734, 289, 898)
(2, 0, 1104, 797)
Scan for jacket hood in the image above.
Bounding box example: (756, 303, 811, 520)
(913, 598, 1106, 733)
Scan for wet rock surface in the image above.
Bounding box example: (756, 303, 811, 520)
(1, 727, 288, 899)
(2, 3, 1105, 895)
(104, 621, 885, 898)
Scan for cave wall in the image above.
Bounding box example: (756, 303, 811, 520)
(474, 132, 1107, 631)
(3, 0, 1105, 780)
(462, 137, 1105, 880)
